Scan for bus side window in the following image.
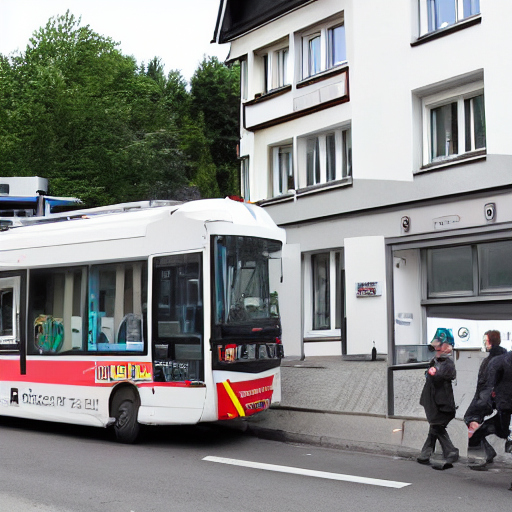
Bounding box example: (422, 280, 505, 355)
(28, 268, 86, 354)
(88, 262, 147, 353)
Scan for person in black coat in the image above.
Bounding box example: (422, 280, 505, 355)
(417, 328, 459, 469)
(464, 330, 507, 467)
(468, 342, 512, 472)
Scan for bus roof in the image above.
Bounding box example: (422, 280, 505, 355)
(0, 198, 285, 269)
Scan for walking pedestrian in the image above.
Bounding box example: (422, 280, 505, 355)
(464, 330, 507, 469)
(467, 343, 512, 472)
(417, 328, 459, 470)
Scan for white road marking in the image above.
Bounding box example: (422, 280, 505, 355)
(203, 456, 411, 488)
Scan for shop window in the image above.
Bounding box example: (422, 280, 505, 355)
(427, 246, 474, 296)
(88, 262, 146, 353)
(28, 268, 86, 354)
(479, 241, 512, 293)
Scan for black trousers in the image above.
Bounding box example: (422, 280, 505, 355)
(470, 410, 512, 446)
(419, 424, 458, 460)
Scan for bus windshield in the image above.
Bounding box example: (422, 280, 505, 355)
(213, 236, 282, 327)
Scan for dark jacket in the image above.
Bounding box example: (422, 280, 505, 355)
(488, 351, 512, 412)
(464, 345, 508, 425)
(420, 355, 456, 426)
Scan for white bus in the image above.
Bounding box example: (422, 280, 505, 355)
(0, 198, 285, 442)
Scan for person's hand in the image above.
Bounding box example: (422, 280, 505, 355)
(428, 367, 437, 376)
(468, 421, 481, 438)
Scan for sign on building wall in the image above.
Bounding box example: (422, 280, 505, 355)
(356, 281, 382, 297)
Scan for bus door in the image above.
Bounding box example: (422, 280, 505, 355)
(0, 273, 26, 400)
(152, 253, 205, 386)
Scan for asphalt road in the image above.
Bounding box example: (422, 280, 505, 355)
(0, 416, 511, 512)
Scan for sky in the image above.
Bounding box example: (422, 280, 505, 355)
(0, 0, 230, 82)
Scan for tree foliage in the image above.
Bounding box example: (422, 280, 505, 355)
(0, 12, 240, 206)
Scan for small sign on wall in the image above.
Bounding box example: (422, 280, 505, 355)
(356, 281, 382, 297)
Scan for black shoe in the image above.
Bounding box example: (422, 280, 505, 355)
(468, 463, 488, 471)
(417, 457, 430, 465)
(505, 440, 512, 454)
(445, 450, 459, 464)
(432, 462, 453, 470)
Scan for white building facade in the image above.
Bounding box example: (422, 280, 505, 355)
(214, 0, 512, 412)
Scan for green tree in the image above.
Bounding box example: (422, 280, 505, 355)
(190, 57, 240, 197)
(0, 12, 187, 206)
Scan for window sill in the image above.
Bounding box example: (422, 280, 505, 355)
(245, 85, 292, 106)
(415, 150, 486, 175)
(296, 176, 353, 197)
(297, 63, 349, 89)
(257, 177, 353, 206)
(411, 14, 481, 47)
(303, 336, 341, 343)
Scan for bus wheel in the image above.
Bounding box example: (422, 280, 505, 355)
(111, 388, 140, 444)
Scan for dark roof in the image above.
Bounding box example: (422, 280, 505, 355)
(214, 0, 314, 44)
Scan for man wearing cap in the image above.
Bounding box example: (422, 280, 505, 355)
(417, 328, 459, 469)
(464, 330, 507, 468)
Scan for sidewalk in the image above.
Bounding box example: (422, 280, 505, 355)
(241, 356, 512, 467)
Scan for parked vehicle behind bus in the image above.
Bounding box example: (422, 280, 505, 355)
(0, 198, 285, 442)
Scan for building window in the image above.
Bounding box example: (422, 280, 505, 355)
(426, 240, 512, 299)
(420, 0, 480, 35)
(271, 145, 294, 197)
(275, 47, 289, 89)
(428, 0, 480, 31)
(306, 137, 320, 186)
(305, 34, 321, 77)
(301, 17, 346, 79)
(306, 251, 344, 334)
(257, 41, 290, 95)
(427, 246, 474, 296)
(328, 25, 346, 68)
(241, 59, 248, 101)
(241, 157, 250, 200)
(300, 127, 351, 189)
(479, 241, 512, 293)
(423, 82, 485, 165)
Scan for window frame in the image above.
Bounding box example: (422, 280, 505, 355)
(241, 156, 250, 201)
(424, 240, 512, 300)
(304, 250, 344, 336)
(422, 81, 485, 166)
(256, 39, 290, 95)
(298, 126, 352, 189)
(0, 275, 21, 350)
(300, 17, 346, 80)
(418, 0, 481, 36)
(271, 144, 294, 197)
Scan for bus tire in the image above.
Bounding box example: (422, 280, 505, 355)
(111, 388, 141, 444)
